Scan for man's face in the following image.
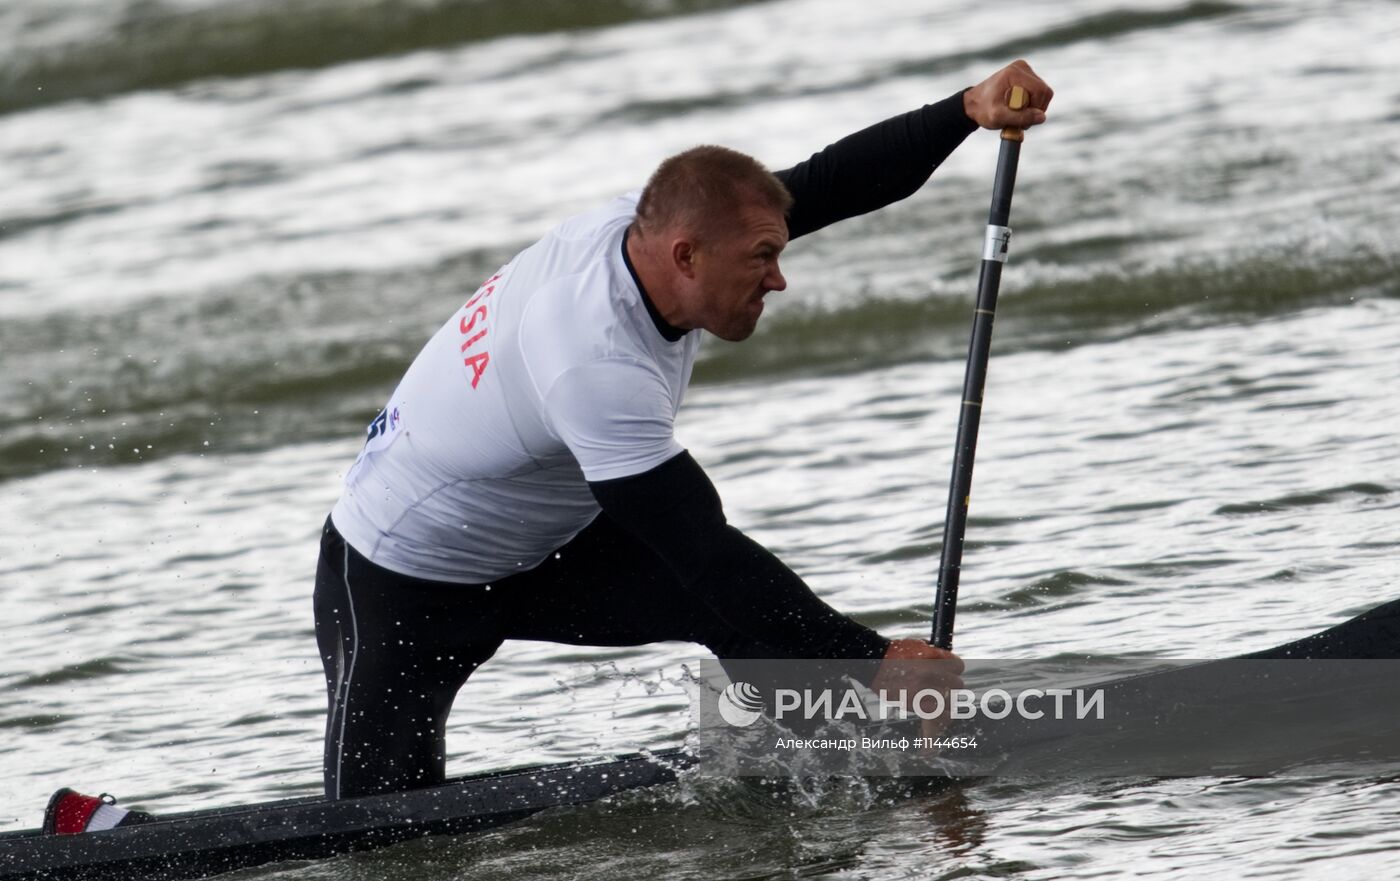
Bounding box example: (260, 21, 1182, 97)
(690, 200, 788, 342)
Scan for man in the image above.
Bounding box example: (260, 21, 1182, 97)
(315, 61, 1053, 799)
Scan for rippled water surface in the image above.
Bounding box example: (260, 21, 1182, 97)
(2, 0, 1399, 877)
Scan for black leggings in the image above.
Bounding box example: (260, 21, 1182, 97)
(313, 514, 789, 799)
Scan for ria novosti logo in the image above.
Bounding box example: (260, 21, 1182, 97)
(717, 681, 764, 727)
(714, 681, 1106, 727)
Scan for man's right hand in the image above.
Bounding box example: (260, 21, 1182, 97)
(963, 60, 1053, 130)
(870, 638, 965, 738)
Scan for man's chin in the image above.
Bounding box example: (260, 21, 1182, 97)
(710, 303, 764, 342)
(712, 320, 759, 342)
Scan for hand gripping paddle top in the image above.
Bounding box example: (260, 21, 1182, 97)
(932, 85, 1029, 650)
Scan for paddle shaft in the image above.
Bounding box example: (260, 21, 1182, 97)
(931, 89, 1026, 649)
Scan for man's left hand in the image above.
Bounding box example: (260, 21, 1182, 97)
(870, 638, 965, 739)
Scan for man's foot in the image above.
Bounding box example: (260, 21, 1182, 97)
(42, 788, 155, 834)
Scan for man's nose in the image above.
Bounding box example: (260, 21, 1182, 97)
(766, 263, 787, 292)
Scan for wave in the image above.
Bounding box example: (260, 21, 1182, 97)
(0, 0, 759, 117)
(696, 243, 1400, 382)
(598, 1, 1245, 125)
(1, 243, 1394, 484)
(1214, 483, 1392, 517)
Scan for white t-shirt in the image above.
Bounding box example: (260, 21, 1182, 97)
(331, 193, 700, 583)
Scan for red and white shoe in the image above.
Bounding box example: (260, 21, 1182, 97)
(42, 789, 154, 835)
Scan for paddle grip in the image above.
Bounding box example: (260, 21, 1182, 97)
(1001, 85, 1028, 142)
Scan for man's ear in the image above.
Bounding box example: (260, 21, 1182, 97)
(671, 238, 697, 278)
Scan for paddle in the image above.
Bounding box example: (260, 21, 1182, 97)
(931, 85, 1029, 650)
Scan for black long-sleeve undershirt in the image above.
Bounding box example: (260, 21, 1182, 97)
(597, 93, 978, 659)
(776, 90, 977, 240)
(590, 451, 888, 660)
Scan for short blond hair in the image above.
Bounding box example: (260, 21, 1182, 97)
(635, 145, 793, 243)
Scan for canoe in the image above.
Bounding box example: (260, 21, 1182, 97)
(3, 597, 1397, 881)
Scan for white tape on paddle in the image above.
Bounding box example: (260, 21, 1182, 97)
(983, 225, 1012, 263)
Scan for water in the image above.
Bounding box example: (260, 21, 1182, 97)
(2, 0, 1399, 876)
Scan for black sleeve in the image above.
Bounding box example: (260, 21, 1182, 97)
(775, 90, 979, 240)
(589, 451, 889, 661)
